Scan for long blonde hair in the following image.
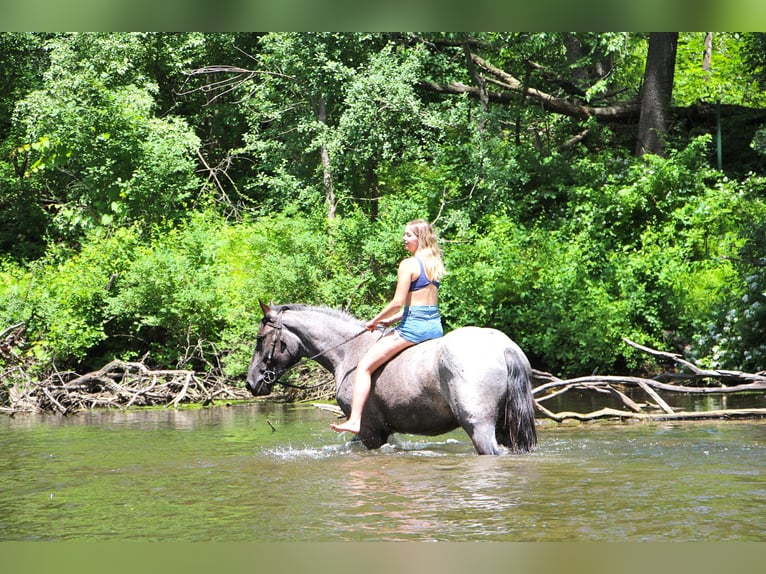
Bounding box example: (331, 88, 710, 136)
(407, 219, 445, 282)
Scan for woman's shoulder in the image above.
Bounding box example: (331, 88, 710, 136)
(399, 256, 421, 273)
(404, 255, 426, 264)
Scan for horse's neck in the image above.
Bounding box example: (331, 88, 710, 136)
(285, 308, 367, 373)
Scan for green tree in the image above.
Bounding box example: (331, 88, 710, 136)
(10, 33, 201, 242)
(206, 32, 387, 219)
(0, 33, 51, 258)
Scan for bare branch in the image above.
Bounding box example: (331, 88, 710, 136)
(179, 65, 295, 106)
(532, 339, 766, 423)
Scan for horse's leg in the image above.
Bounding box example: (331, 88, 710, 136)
(447, 383, 504, 454)
(358, 424, 390, 450)
(467, 422, 502, 455)
(463, 341, 537, 455)
(442, 365, 506, 455)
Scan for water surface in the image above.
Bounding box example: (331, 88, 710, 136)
(1, 403, 764, 541)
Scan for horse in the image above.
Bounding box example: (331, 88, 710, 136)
(246, 301, 537, 455)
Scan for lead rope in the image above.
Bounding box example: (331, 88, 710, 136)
(266, 324, 384, 391)
(303, 327, 371, 362)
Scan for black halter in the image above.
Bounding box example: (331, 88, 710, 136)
(260, 309, 285, 385)
(260, 308, 372, 390)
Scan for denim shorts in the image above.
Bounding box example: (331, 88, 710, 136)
(395, 305, 443, 343)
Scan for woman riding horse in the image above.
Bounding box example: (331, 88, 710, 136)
(330, 219, 446, 434)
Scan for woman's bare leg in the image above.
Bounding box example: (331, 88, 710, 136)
(330, 332, 413, 434)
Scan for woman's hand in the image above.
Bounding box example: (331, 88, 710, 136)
(376, 311, 403, 328)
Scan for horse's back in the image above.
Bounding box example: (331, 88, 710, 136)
(382, 326, 528, 387)
(437, 326, 530, 376)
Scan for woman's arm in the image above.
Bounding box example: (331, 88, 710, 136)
(379, 309, 403, 327)
(366, 258, 416, 329)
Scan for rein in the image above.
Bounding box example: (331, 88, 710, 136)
(261, 309, 373, 390)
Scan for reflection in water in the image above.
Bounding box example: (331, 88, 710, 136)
(340, 466, 440, 539)
(0, 404, 765, 541)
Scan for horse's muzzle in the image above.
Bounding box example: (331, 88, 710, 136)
(246, 367, 275, 396)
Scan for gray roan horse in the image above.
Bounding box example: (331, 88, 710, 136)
(246, 301, 537, 455)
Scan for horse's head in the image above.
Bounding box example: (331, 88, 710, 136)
(246, 301, 303, 396)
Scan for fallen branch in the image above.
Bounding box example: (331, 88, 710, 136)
(532, 339, 766, 423)
(535, 402, 766, 423)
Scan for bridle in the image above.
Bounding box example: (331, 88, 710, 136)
(258, 308, 372, 390)
(260, 309, 286, 386)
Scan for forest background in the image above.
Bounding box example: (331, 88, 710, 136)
(1, 32, 765, 396)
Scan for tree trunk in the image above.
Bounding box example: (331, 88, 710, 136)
(703, 32, 713, 76)
(316, 96, 336, 221)
(636, 33, 678, 157)
(563, 33, 612, 87)
(462, 34, 489, 133)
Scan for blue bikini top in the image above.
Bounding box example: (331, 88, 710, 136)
(409, 257, 440, 292)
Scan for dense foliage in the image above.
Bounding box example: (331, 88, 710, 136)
(1, 32, 765, 384)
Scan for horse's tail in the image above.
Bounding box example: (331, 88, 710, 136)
(505, 347, 538, 454)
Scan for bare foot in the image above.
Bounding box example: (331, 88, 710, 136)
(330, 420, 360, 434)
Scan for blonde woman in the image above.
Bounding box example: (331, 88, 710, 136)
(331, 219, 445, 434)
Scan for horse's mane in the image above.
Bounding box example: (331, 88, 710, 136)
(276, 303, 365, 327)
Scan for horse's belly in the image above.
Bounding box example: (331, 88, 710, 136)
(373, 358, 458, 434)
(380, 401, 459, 436)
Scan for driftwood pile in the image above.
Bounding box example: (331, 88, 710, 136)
(0, 323, 251, 415)
(532, 338, 766, 422)
(2, 359, 252, 416)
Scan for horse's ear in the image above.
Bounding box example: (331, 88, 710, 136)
(259, 300, 272, 317)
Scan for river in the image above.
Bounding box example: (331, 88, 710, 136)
(1, 402, 765, 541)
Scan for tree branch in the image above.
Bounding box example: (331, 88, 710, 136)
(532, 338, 766, 423)
(420, 51, 766, 128)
